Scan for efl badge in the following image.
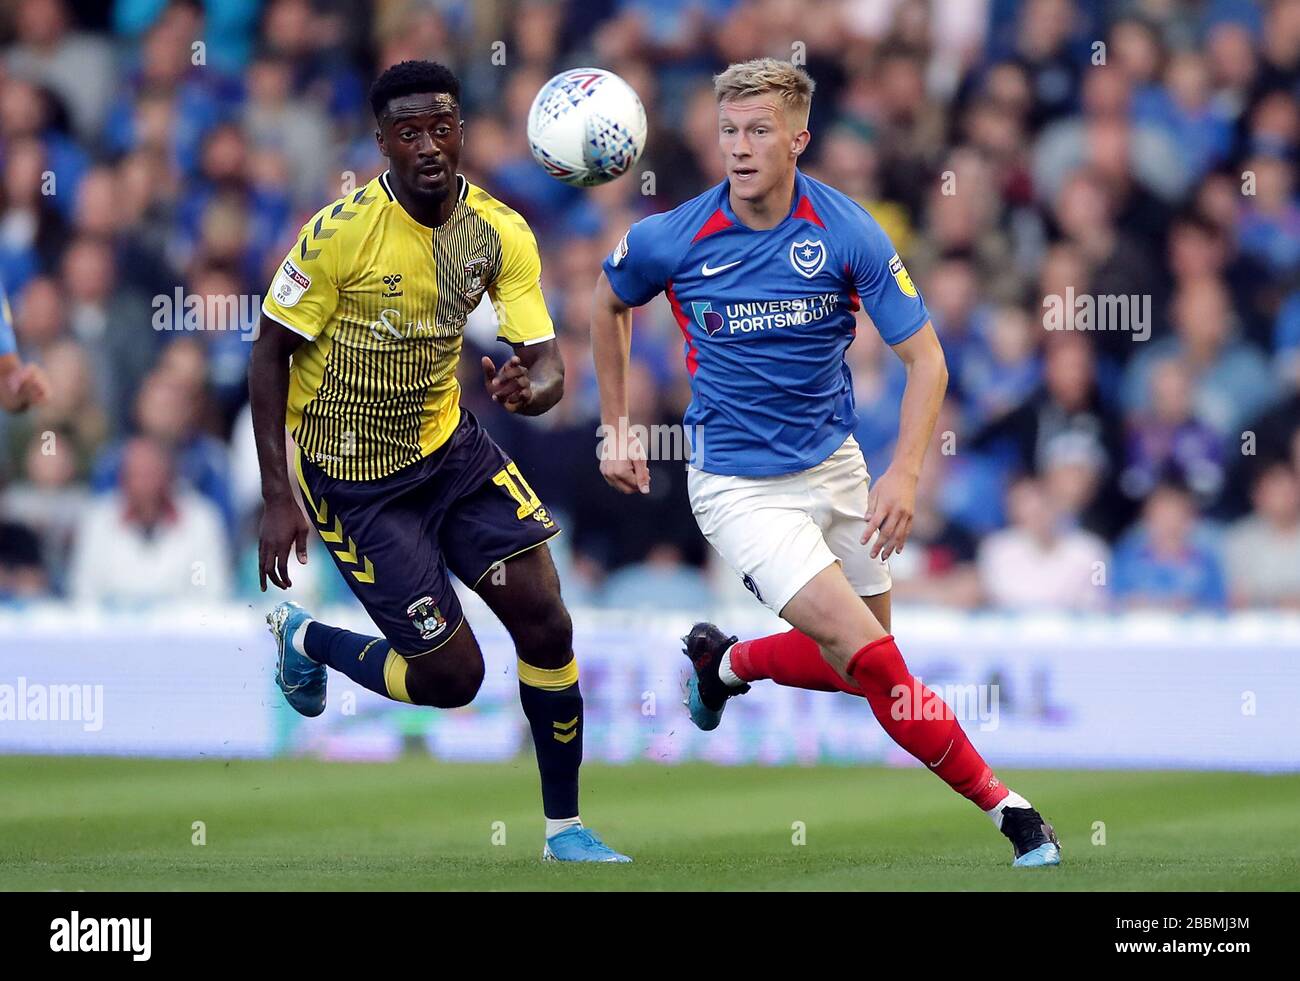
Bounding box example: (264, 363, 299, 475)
(789, 239, 826, 279)
(464, 256, 491, 303)
(889, 253, 918, 297)
(610, 230, 629, 267)
(406, 596, 448, 642)
(272, 259, 311, 307)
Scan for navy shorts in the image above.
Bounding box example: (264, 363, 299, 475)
(295, 409, 559, 654)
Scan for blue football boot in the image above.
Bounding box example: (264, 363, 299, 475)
(542, 827, 632, 863)
(266, 601, 326, 717)
(682, 622, 749, 731)
(1001, 806, 1062, 867)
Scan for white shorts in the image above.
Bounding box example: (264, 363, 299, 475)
(688, 435, 891, 614)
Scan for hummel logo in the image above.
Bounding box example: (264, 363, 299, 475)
(701, 259, 743, 276)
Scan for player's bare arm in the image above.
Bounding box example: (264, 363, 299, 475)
(480, 337, 564, 416)
(0, 353, 51, 413)
(861, 322, 948, 560)
(590, 270, 649, 495)
(249, 314, 310, 591)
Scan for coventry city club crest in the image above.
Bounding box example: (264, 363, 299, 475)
(406, 596, 447, 642)
(789, 239, 827, 279)
(463, 256, 491, 303)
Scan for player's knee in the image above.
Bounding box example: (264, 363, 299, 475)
(794, 588, 883, 663)
(432, 669, 483, 708)
(405, 648, 485, 709)
(515, 602, 573, 670)
(795, 614, 867, 665)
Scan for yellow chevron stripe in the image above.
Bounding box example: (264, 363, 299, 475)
(351, 557, 375, 584)
(553, 716, 578, 732)
(553, 730, 577, 744)
(517, 657, 578, 691)
(319, 516, 343, 544)
(334, 537, 358, 565)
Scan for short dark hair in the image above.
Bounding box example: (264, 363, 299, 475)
(369, 60, 461, 121)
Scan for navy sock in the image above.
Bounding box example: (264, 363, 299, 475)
(517, 657, 582, 819)
(304, 622, 412, 703)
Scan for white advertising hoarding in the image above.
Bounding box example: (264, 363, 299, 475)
(1, 605, 1297, 771)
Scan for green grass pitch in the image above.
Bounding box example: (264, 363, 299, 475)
(1, 756, 1296, 891)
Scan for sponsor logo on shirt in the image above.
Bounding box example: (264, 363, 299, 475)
(690, 292, 841, 336)
(369, 308, 465, 341)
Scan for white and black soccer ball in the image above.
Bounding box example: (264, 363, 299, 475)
(526, 68, 647, 187)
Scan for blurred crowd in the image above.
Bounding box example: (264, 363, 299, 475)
(1, 0, 1299, 613)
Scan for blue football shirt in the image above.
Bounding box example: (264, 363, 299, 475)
(603, 170, 931, 476)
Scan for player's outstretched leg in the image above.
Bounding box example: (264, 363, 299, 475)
(264, 600, 485, 713)
(702, 566, 1060, 867)
(844, 634, 1060, 867)
(476, 545, 630, 863)
(807, 569, 1059, 866)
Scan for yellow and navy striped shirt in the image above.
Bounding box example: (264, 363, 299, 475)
(261, 172, 555, 481)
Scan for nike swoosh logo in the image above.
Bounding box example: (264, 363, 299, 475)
(701, 260, 743, 276)
(927, 739, 954, 769)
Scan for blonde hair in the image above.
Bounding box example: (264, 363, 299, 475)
(713, 58, 816, 130)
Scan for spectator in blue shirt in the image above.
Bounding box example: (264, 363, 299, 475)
(1112, 480, 1228, 610)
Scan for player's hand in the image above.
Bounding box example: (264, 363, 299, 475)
(258, 494, 310, 591)
(599, 426, 650, 495)
(481, 355, 532, 412)
(861, 467, 917, 560)
(1, 361, 51, 413)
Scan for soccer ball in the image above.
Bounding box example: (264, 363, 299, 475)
(527, 68, 647, 187)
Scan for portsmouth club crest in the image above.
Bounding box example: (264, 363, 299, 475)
(789, 238, 827, 279)
(463, 256, 491, 304)
(406, 596, 447, 642)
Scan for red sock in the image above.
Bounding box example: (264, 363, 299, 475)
(728, 629, 857, 695)
(847, 635, 1009, 811)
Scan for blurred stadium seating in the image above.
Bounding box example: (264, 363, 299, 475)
(1, 0, 1299, 616)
